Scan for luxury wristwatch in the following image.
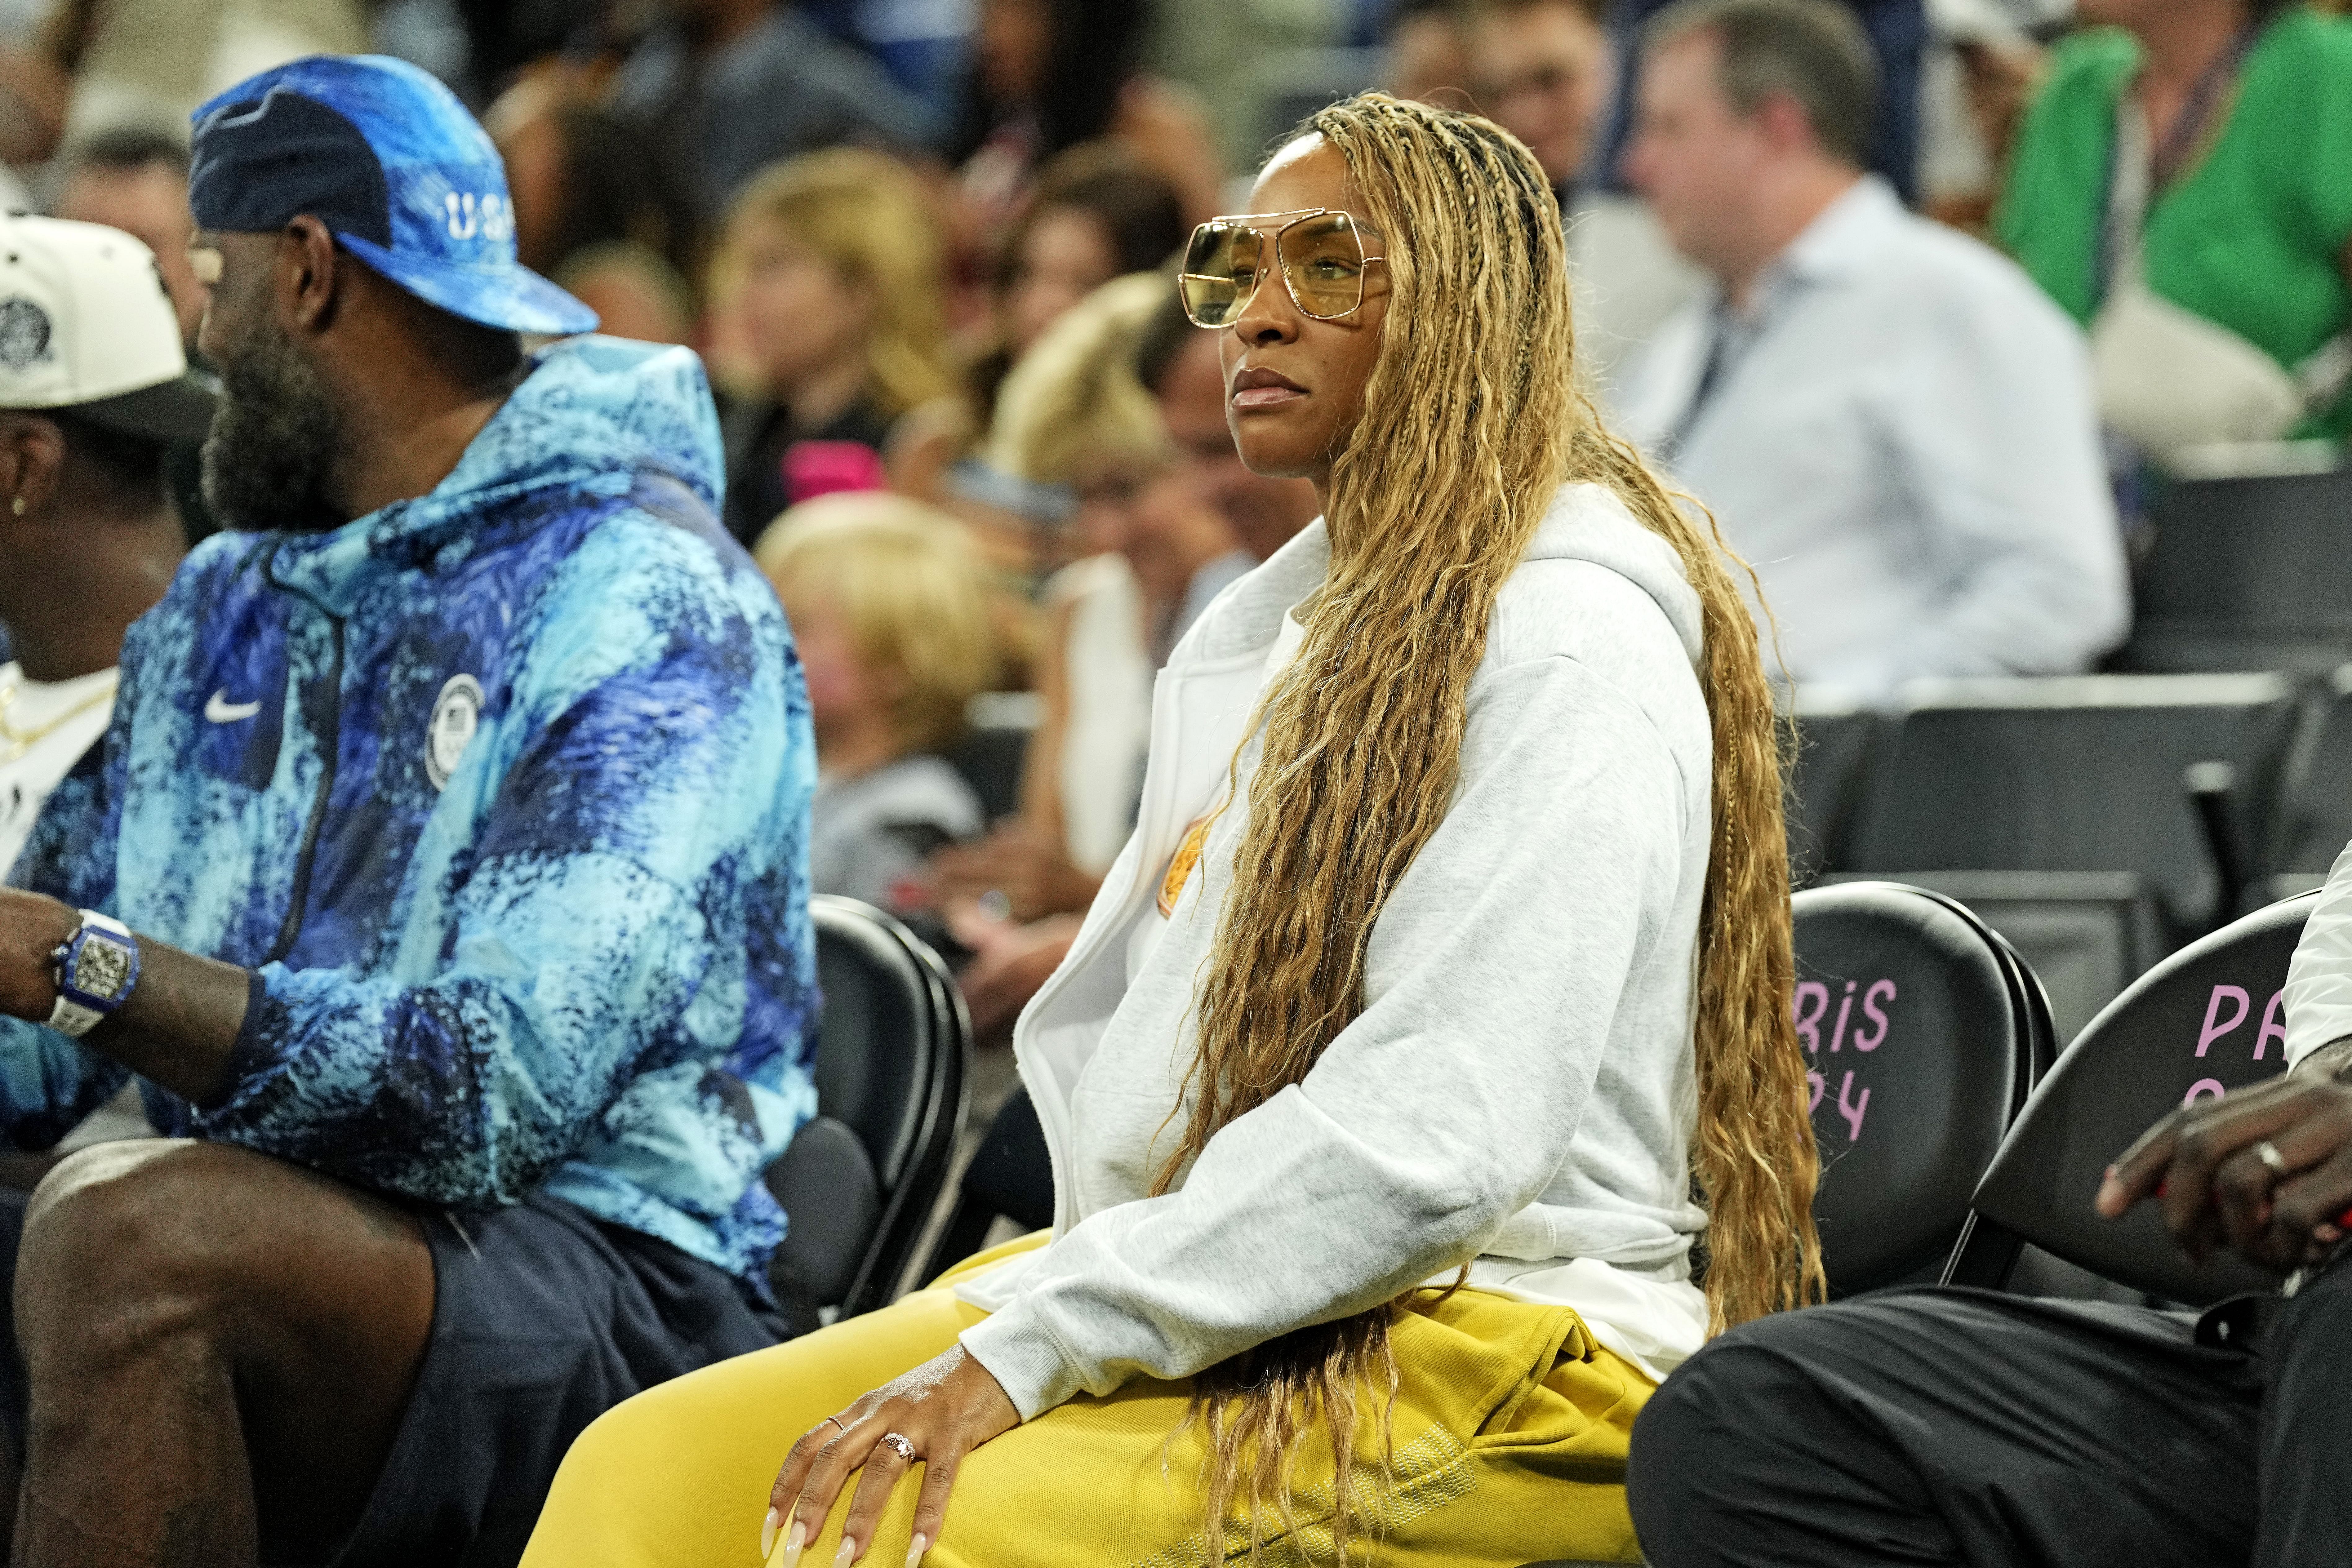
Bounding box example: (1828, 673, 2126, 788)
(47, 910, 139, 1038)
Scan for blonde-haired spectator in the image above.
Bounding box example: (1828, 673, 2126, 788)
(713, 148, 960, 543)
(756, 493, 998, 913)
(986, 271, 1169, 502)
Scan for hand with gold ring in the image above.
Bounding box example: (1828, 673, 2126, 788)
(761, 1345, 1019, 1566)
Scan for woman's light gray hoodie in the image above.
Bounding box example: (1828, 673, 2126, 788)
(956, 481, 1714, 1419)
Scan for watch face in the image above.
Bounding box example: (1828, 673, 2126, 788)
(74, 934, 135, 1005)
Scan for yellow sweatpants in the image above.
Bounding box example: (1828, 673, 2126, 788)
(521, 1236, 1653, 1567)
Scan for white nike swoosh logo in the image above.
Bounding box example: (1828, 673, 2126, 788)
(204, 689, 262, 723)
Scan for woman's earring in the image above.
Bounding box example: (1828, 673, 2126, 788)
(9, 497, 22, 516)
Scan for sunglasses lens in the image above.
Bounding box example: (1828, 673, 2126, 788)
(1178, 271, 1240, 328)
(1179, 222, 1260, 326)
(1280, 214, 1369, 319)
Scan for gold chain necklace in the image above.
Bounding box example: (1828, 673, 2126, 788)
(0, 673, 118, 763)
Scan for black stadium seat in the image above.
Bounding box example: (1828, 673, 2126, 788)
(946, 692, 1039, 824)
(1943, 891, 2319, 1306)
(1792, 882, 2052, 1296)
(2118, 465, 2352, 675)
(766, 896, 971, 1323)
(1846, 673, 2302, 940)
(942, 725, 1028, 826)
(1818, 868, 2158, 1047)
(912, 887, 2060, 1301)
(1786, 693, 1879, 885)
(914, 886, 2056, 1302)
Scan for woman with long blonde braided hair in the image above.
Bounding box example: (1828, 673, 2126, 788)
(522, 91, 1821, 1568)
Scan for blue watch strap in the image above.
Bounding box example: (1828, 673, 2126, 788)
(47, 911, 138, 1038)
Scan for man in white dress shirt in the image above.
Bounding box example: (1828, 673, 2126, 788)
(0, 215, 210, 875)
(1615, 0, 2128, 699)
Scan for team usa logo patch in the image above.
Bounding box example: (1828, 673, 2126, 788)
(425, 673, 484, 790)
(0, 297, 52, 369)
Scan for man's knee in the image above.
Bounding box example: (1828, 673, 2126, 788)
(1629, 1309, 1859, 1559)
(16, 1140, 282, 1361)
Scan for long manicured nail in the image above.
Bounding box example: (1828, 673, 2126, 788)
(833, 1538, 857, 1568)
(780, 1519, 808, 1568)
(905, 1532, 929, 1567)
(762, 1509, 781, 1561)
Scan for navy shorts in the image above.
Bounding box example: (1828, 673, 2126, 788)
(0, 1185, 787, 1567)
(337, 1194, 788, 1565)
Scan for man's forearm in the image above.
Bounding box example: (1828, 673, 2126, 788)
(95, 937, 250, 1104)
(1, 890, 248, 1105)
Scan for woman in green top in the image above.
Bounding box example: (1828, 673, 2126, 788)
(1995, 0, 2352, 449)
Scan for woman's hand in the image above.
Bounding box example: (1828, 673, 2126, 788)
(761, 1345, 1019, 1567)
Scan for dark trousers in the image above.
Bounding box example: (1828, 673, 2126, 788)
(1627, 1265, 2352, 1568)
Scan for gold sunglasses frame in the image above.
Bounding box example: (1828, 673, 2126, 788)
(1176, 207, 1389, 329)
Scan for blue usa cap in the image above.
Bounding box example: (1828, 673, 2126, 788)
(189, 55, 597, 337)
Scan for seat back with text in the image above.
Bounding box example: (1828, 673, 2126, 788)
(1792, 882, 2050, 1296)
(1819, 868, 2160, 1046)
(1945, 892, 2318, 1306)
(767, 896, 971, 1318)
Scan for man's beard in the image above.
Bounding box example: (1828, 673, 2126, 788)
(199, 314, 346, 533)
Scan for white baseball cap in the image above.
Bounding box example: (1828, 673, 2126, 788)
(0, 211, 216, 443)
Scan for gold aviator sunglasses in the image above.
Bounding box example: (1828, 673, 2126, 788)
(1177, 208, 1387, 329)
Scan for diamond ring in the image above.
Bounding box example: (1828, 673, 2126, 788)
(2254, 1139, 2290, 1179)
(877, 1432, 916, 1464)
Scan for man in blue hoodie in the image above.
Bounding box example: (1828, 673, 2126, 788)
(0, 56, 816, 1567)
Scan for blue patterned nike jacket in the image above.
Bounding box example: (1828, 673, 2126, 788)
(1, 335, 818, 1285)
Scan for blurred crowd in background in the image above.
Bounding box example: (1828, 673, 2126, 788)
(1, 0, 2349, 1046)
